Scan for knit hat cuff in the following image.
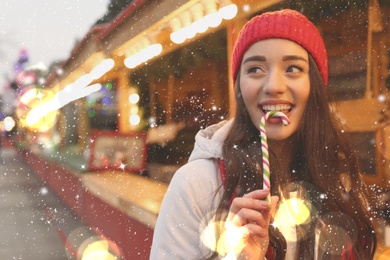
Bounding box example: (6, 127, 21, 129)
(232, 9, 328, 85)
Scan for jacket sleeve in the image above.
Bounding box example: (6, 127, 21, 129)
(150, 160, 221, 259)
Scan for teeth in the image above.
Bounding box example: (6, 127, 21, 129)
(262, 104, 291, 111)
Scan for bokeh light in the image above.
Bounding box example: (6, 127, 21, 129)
(129, 114, 141, 125)
(17, 87, 58, 132)
(3, 116, 16, 131)
(200, 220, 243, 257)
(79, 237, 122, 260)
(273, 197, 311, 227)
(129, 93, 140, 104)
(65, 227, 123, 260)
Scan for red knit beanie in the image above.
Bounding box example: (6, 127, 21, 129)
(232, 9, 328, 85)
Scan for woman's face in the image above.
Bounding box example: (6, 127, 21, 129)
(239, 38, 310, 141)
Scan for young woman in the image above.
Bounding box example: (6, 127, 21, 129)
(150, 9, 377, 259)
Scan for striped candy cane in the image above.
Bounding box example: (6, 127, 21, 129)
(260, 111, 290, 204)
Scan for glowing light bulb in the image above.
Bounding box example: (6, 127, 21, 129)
(170, 30, 186, 44)
(129, 114, 141, 125)
(203, 12, 222, 28)
(191, 3, 208, 33)
(124, 44, 162, 68)
(218, 3, 238, 20)
(3, 116, 15, 131)
(90, 58, 115, 80)
(203, 0, 222, 28)
(129, 93, 140, 104)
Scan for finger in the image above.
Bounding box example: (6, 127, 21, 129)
(227, 198, 270, 222)
(263, 196, 279, 225)
(230, 208, 267, 228)
(229, 196, 270, 213)
(229, 190, 270, 213)
(242, 189, 270, 200)
(243, 223, 268, 238)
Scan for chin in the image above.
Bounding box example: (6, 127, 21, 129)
(267, 131, 295, 141)
(268, 136, 289, 141)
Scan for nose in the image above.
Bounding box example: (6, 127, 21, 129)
(262, 69, 286, 95)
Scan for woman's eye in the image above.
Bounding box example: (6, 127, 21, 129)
(247, 66, 264, 74)
(286, 65, 303, 73)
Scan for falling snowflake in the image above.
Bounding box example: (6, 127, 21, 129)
(119, 163, 126, 171)
(40, 187, 49, 195)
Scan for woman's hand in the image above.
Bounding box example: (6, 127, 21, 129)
(224, 190, 279, 259)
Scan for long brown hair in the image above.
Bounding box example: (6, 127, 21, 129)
(212, 55, 376, 259)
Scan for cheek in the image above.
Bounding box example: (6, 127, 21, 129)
(239, 80, 258, 104)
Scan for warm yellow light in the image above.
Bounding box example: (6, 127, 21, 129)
(242, 4, 251, 13)
(20, 89, 58, 132)
(130, 106, 139, 114)
(170, 15, 189, 44)
(203, 0, 222, 28)
(273, 198, 311, 228)
(3, 116, 15, 131)
(129, 93, 140, 104)
(184, 25, 197, 40)
(191, 3, 208, 33)
(129, 114, 141, 125)
(170, 0, 238, 45)
(19, 79, 103, 134)
(20, 88, 38, 105)
(170, 1, 210, 44)
(180, 12, 192, 29)
(201, 220, 247, 258)
(180, 12, 197, 39)
(90, 58, 115, 80)
(204, 13, 222, 28)
(170, 30, 186, 44)
(218, 0, 238, 20)
(81, 240, 117, 260)
(124, 43, 162, 69)
(170, 17, 181, 32)
(377, 249, 390, 260)
(73, 74, 93, 89)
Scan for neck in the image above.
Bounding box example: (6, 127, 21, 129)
(268, 138, 294, 173)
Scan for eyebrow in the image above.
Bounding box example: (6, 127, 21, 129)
(242, 55, 308, 64)
(242, 55, 266, 64)
(282, 55, 308, 63)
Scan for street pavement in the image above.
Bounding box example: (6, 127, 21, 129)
(0, 146, 95, 260)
